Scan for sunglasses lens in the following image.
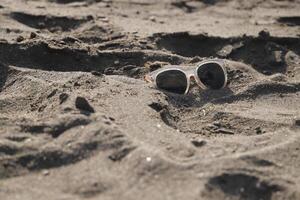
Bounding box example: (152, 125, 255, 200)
(197, 63, 226, 90)
(156, 70, 187, 94)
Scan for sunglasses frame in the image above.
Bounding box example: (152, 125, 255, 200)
(145, 59, 228, 95)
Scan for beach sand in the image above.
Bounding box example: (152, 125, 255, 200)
(0, 0, 300, 199)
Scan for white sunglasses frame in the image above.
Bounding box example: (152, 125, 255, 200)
(145, 59, 228, 95)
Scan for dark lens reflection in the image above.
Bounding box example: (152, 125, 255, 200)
(197, 63, 226, 90)
(156, 70, 187, 94)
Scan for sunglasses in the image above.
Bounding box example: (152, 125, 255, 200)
(145, 59, 228, 94)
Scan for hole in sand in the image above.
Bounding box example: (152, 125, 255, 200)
(0, 62, 8, 92)
(0, 41, 184, 72)
(154, 32, 300, 75)
(277, 16, 300, 26)
(206, 173, 283, 200)
(10, 12, 92, 32)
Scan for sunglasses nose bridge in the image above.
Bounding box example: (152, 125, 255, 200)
(187, 73, 198, 85)
(184, 69, 193, 79)
(187, 74, 199, 90)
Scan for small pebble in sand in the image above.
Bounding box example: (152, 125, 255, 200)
(91, 70, 103, 76)
(128, 67, 142, 76)
(25, 138, 32, 143)
(145, 61, 169, 72)
(42, 170, 50, 176)
(101, 17, 109, 22)
(30, 32, 37, 39)
(75, 96, 95, 113)
(262, 70, 272, 75)
(255, 127, 263, 134)
(212, 121, 221, 127)
(86, 15, 94, 21)
(139, 40, 148, 44)
(191, 140, 207, 148)
(149, 16, 156, 22)
(217, 128, 235, 135)
(189, 56, 203, 64)
(104, 67, 115, 75)
(217, 45, 233, 58)
(122, 65, 137, 71)
(157, 124, 162, 128)
(59, 93, 69, 104)
(146, 157, 152, 162)
(258, 29, 270, 39)
(16, 35, 25, 42)
(109, 117, 115, 121)
(73, 82, 80, 87)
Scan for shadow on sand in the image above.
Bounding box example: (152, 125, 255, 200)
(0, 62, 8, 92)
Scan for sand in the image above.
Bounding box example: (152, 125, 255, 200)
(0, 0, 300, 199)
